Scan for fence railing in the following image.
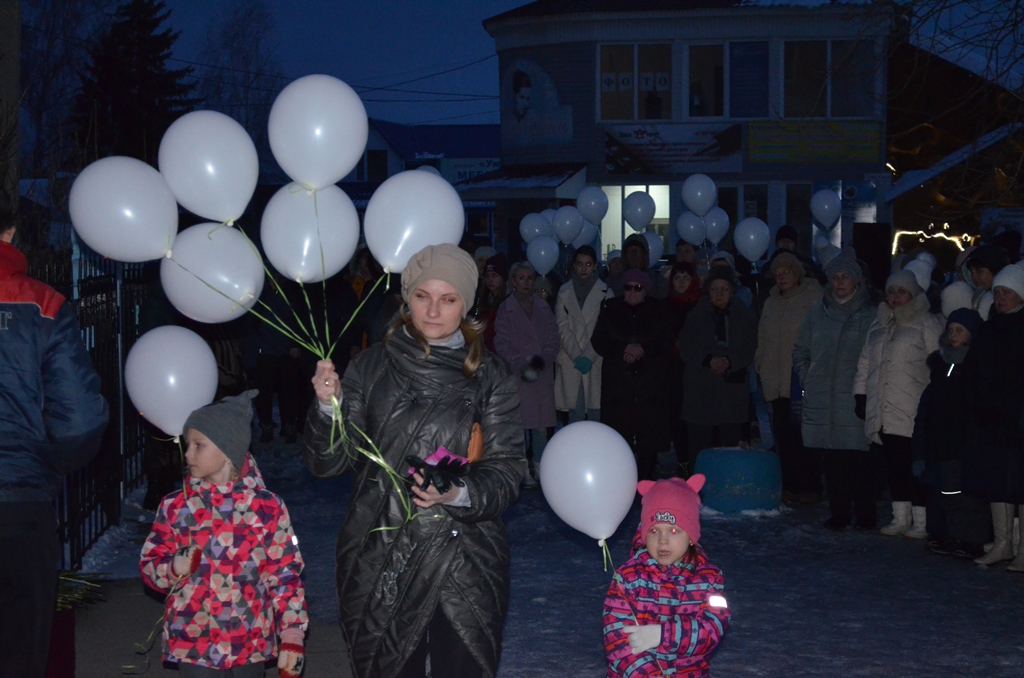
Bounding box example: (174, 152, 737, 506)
(30, 246, 148, 569)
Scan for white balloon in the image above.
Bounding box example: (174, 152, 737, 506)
(161, 223, 265, 323)
(527, 235, 559, 275)
(552, 205, 584, 245)
(643, 231, 664, 268)
(268, 74, 369, 188)
(705, 212, 730, 245)
(540, 208, 557, 225)
(125, 326, 218, 437)
(676, 211, 706, 246)
(703, 207, 730, 245)
(416, 165, 442, 176)
(158, 110, 258, 223)
(733, 217, 771, 262)
(576, 186, 608, 224)
(261, 184, 361, 283)
(810, 189, 842, 230)
(520, 213, 552, 243)
(623, 191, 656, 232)
(364, 170, 466, 273)
(69, 156, 178, 262)
(572, 220, 598, 249)
(682, 174, 717, 217)
(540, 421, 638, 540)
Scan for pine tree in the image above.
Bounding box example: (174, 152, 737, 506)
(73, 0, 199, 165)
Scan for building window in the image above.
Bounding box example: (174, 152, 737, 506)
(784, 39, 875, 118)
(689, 45, 723, 117)
(600, 44, 672, 121)
(728, 42, 769, 118)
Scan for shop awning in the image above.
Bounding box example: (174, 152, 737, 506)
(886, 123, 1021, 202)
(453, 163, 588, 200)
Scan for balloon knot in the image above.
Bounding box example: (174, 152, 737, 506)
(173, 435, 180, 445)
(598, 538, 606, 548)
(306, 189, 314, 198)
(165, 249, 173, 259)
(226, 219, 235, 227)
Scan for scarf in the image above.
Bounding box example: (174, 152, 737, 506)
(572, 271, 598, 310)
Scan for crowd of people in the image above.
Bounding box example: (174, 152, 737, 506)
(120, 222, 1024, 677)
(466, 226, 1024, 576)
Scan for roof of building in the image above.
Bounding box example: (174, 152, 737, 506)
(371, 119, 500, 160)
(486, 0, 878, 24)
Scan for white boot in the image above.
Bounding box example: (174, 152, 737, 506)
(976, 503, 1015, 565)
(880, 501, 912, 536)
(905, 506, 928, 539)
(1007, 506, 1024, 572)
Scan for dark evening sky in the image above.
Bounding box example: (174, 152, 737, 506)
(164, 0, 528, 125)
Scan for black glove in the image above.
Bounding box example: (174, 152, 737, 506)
(854, 394, 866, 421)
(521, 355, 545, 383)
(405, 455, 468, 495)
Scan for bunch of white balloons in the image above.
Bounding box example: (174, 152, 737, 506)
(518, 186, 608, 275)
(70, 73, 466, 437)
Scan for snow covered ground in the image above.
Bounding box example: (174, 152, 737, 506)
(85, 440, 1024, 677)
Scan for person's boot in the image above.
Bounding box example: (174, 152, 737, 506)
(879, 501, 912, 536)
(905, 506, 928, 539)
(1007, 506, 1024, 572)
(975, 502, 1015, 565)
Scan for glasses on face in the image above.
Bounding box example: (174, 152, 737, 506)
(623, 284, 645, 292)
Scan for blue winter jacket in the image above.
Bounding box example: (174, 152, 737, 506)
(792, 284, 874, 451)
(0, 241, 108, 502)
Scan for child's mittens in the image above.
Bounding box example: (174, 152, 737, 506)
(278, 629, 305, 678)
(172, 546, 201, 577)
(623, 624, 662, 653)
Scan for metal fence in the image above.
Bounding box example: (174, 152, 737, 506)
(31, 246, 149, 569)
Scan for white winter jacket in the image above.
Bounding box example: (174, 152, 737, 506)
(554, 278, 614, 411)
(853, 293, 943, 444)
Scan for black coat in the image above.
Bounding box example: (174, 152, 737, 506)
(961, 309, 1024, 502)
(301, 329, 526, 678)
(591, 296, 672, 411)
(914, 345, 971, 465)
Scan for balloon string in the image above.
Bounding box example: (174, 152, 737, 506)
(206, 219, 235, 239)
(600, 538, 612, 572)
(326, 273, 386, 359)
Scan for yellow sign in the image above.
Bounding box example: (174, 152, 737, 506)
(748, 121, 881, 164)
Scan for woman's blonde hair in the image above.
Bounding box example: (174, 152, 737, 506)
(385, 307, 486, 378)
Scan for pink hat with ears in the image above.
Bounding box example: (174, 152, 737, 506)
(638, 475, 705, 544)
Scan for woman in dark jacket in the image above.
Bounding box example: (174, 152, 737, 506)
(678, 268, 758, 468)
(666, 261, 700, 476)
(302, 244, 526, 678)
(961, 265, 1024, 569)
(592, 269, 672, 480)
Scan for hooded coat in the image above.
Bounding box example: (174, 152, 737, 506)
(553, 276, 615, 411)
(755, 277, 823, 401)
(792, 284, 874, 451)
(603, 531, 729, 677)
(679, 296, 758, 425)
(139, 455, 308, 670)
(301, 329, 525, 678)
(606, 233, 669, 298)
(853, 293, 944, 444)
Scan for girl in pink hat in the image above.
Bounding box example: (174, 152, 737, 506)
(603, 475, 730, 676)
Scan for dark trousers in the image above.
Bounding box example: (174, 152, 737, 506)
(178, 661, 267, 677)
(938, 460, 992, 548)
(254, 353, 302, 431)
(672, 417, 690, 472)
(772, 398, 820, 495)
(821, 449, 878, 528)
(0, 502, 59, 678)
(396, 607, 486, 678)
(688, 423, 742, 471)
(606, 405, 662, 481)
(877, 432, 927, 505)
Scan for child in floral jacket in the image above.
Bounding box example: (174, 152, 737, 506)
(140, 391, 308, 677)
(603, 475, 730, 677)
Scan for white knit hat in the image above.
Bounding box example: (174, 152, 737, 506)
(940, 280, 973, 318)
(904, 259, 934, 293)
(991, 263, 1024, 301)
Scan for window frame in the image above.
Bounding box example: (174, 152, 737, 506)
(597, 42, 674, 122)
(782, 38, 878, 120)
